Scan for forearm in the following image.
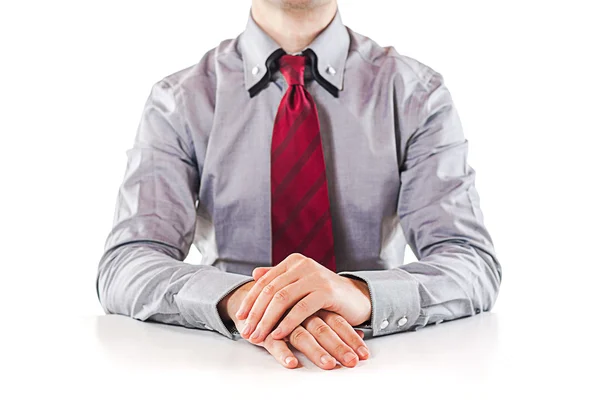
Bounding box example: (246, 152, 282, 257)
(402, 242, 501, 320)
(340, 242, 501, 337)
(97, 241, 253, 339)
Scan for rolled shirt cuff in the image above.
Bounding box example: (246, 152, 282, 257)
(175, 269, 254, 340)
(338, 268, 421, 337)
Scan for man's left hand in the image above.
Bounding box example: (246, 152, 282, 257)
(235, 253, 372, 344)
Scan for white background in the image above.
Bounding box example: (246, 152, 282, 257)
(1, 0, 599, 398)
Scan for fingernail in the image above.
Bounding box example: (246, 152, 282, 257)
(235, 310, 243, 318)
(272, 327, 282, 337)
(250, 329, 260, 340)
(285, 356, 295, 366)
(241, 322, 250, 336)
(357, 346, 369, 358)
(321, 355, 334, 365)
(343, 352, 357, 364)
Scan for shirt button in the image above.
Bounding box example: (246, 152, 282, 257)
(380, 319, 389, 329)
(251, 65, 260, 75)
(326, 65, 336, 75)
(397, 316, 408, 327)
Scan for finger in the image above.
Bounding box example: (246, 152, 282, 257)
(243, 272, 304, 341)
(237, 255, 305, 321)
(356, 329, 365, 339)
(318, 310, 370, 360)
(252, 267, 271, 281)
(247, 279, 310, 344)
(271, 292, 324, 340)
(288, 325, 337, 370)
(303, 315, 359, 368)
(236, 264, 288, 321)
(261, 333, 299, 369)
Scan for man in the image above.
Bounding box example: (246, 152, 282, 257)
(96, 0, 502, 370)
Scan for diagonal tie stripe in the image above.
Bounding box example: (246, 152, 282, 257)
(271, 169, 326, 243)
(272, 180, 332, 256)
(273, 131, 321, 200)
(270, 98, 320, 186)
(271, 102, 311, 164)
(270, 54, 336, 272)
(294, 207, 332, 255)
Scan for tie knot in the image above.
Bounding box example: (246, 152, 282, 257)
(278, 54, 305, 86)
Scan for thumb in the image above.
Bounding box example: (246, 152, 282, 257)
(252, 267, 271, 281)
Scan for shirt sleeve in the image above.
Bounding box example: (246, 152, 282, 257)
(338, 70, 502, 337)
(96, 80, 253, 340)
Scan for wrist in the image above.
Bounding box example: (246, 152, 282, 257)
(346, 277, 372, 325)
(218, 281, 255, 322)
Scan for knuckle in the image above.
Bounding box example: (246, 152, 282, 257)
(274, 289, 288, 302)
(320, 270, 333, 281)
(332, 316, 347, 329)
(256, 275, 269, 288)
(334, 344, 348, 357)
(290, 328, 306, 343)
(247, 311, 260, 321)
(321, 283, 335, 296)
(314, 323, 330, 337)
(311, 270, 326, 282)
(262, 283, 275, 295)
(351, 338, 364, 349)
(296, 300, 310, 312)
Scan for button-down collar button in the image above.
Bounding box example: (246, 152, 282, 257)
(380, 319, 389, 329)
(398, 316, 408, 327)
(251, 65, 260, 76)
(326, 65, 336, 75)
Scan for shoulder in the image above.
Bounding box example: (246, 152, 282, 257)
(346, 27, 443, 92)
(142, 37, 241, 142)
(150, 37, 241, 101)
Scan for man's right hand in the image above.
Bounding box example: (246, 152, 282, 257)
(218, 281, 370, 369)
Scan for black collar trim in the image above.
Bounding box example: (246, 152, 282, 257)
(248, 48, 339, 98)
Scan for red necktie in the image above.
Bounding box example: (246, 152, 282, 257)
(270, 54, 337, 272)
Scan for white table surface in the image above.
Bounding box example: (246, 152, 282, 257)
(4, 310, 596, 400)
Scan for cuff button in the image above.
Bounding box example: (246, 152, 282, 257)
(380, 319, 389, 329)
(398, 316, 408, 327)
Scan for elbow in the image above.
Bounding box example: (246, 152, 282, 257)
(474, 246, 502, 313)
(96, 248, 114, 315)
(96, 245, 128, 317)
(95, 241, 193, 322)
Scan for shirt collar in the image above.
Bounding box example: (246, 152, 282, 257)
(239, 7, 350, 96)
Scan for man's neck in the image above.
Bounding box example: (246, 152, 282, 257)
(250, 0, 338, 54)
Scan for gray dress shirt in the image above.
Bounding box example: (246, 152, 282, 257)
(96, 8, 502, 340)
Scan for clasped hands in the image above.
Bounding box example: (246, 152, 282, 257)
(220, 253, 372, 370)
